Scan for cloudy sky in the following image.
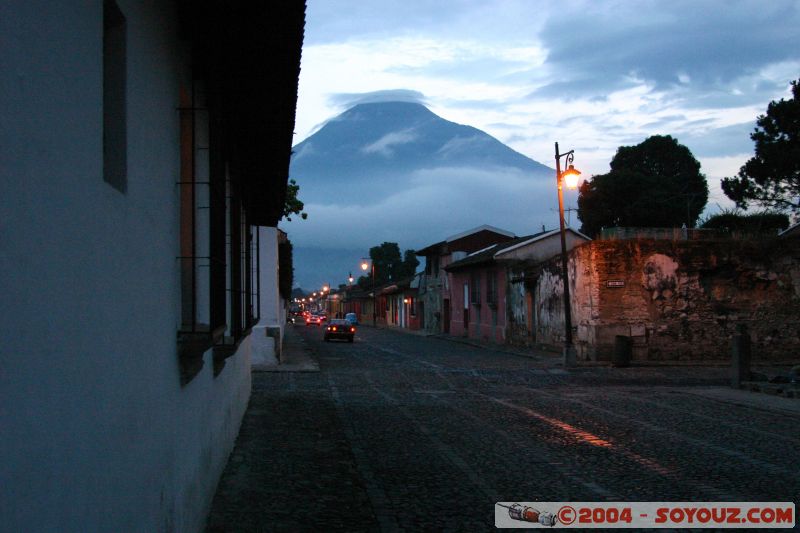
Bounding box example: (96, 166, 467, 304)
(285, 0, 799, 288)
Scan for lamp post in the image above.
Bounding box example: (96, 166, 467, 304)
(321, 284, 330, 315)
(361, 258, 376, 327)
(555, 142, 581, 367)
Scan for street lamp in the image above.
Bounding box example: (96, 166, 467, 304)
(320, 284, 328, 315)
(361, 258, 376, 327)
(555, 141, 581, 367)
(348, 272, 354, 285)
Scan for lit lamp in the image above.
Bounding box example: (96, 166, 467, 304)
(321, 284, 330, 315)
(348, 272, 354, 285)
(361, 258, 376, 327)
(555, 142, 581, 367)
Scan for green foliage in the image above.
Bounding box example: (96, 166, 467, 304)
(721, 79, 800, 215)
(578, 135, 709, 237)
(402, 249, 420, 279)
(699, 209, 790, 234)
(282, 178, 308, 221)
(278, 239, 294, 300)
(357, 242, 419, 287)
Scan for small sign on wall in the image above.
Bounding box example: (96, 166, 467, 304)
(606, 280, 625, 288)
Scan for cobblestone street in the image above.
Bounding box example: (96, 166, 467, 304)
(207, 325, 800, 532)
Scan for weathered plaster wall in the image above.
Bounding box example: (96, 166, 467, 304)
(502, 235, 592, 349)
(505, 273, 531, 346)
(498, 230, 587, 263)
(420, 256, 450, 333)
(534, 237, 800, 361)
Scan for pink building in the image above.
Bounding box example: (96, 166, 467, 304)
(445, 229, 591, 345)
(445, 242, 511, 343)
(416, 225, 516, 334)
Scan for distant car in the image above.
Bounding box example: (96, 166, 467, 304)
(324, 319, 356, 342)
(305, 314, 323, 326)
(344, 312, 358, 325)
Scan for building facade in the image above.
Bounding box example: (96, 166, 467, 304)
(446, 228, 590, 345)
(382, 275, 422, 331)
(0, 2, 304, 531)
(416, 225, 516, 334)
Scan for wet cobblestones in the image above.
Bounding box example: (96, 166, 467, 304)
(207, 326, 800, 531)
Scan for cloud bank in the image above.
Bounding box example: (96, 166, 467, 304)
(282, 165, 578, 251)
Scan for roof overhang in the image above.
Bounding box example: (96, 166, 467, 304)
(178, 1, 306, 226)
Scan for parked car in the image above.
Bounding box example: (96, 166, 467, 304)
(344, 312, 358, 325)
(324, 319, 356, 342)
(305, 314, 323, 326)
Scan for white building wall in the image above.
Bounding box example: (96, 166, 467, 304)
(0, 3, 250, 531)
(258, 227, 282, 326)
(496, 230, 588, 263)
(253, 226, 282, 363)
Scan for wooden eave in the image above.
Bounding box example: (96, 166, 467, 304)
(178, 0, 306, 226)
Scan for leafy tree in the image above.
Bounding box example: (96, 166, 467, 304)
(278, 239, 293, 300)
(721, 79, 800, 215)
(372, 242, 400, 285)
(578, 135, 709, 237)
(357, 242, 419, 287)
(400, 249, 420, 280)
(699, 209, 790, 234)
(282, 178, 307, 221)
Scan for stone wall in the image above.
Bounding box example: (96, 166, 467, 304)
(534, 235, 800, 361)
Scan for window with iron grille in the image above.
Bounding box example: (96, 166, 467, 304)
(470, 272, 481, 305)
(177, 81, 259, 384)
(486, 270, 498, 306)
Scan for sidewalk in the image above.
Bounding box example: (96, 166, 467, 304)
(251, 325, 319, 372)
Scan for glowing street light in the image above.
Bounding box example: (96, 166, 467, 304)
(361, 258, 376, 326)
(555, 141, 581, 367)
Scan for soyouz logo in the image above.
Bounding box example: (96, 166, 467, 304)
(494, 502, 795, 528)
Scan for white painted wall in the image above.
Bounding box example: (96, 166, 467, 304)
(496, 230, 589, 263)
(258, 227, 282, 326)
(0, 3, 250, 531)
(253, 226, 282, 363)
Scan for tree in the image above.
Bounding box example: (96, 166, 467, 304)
(357, 242, 419, 287)
(400, 249, 420, 280)
(700, 209, 789, 234)
(278, 239, 294, 300)
(282, 178, 307, 221)
(577, 135, 709, 237)
(721, 79, 800, 215)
